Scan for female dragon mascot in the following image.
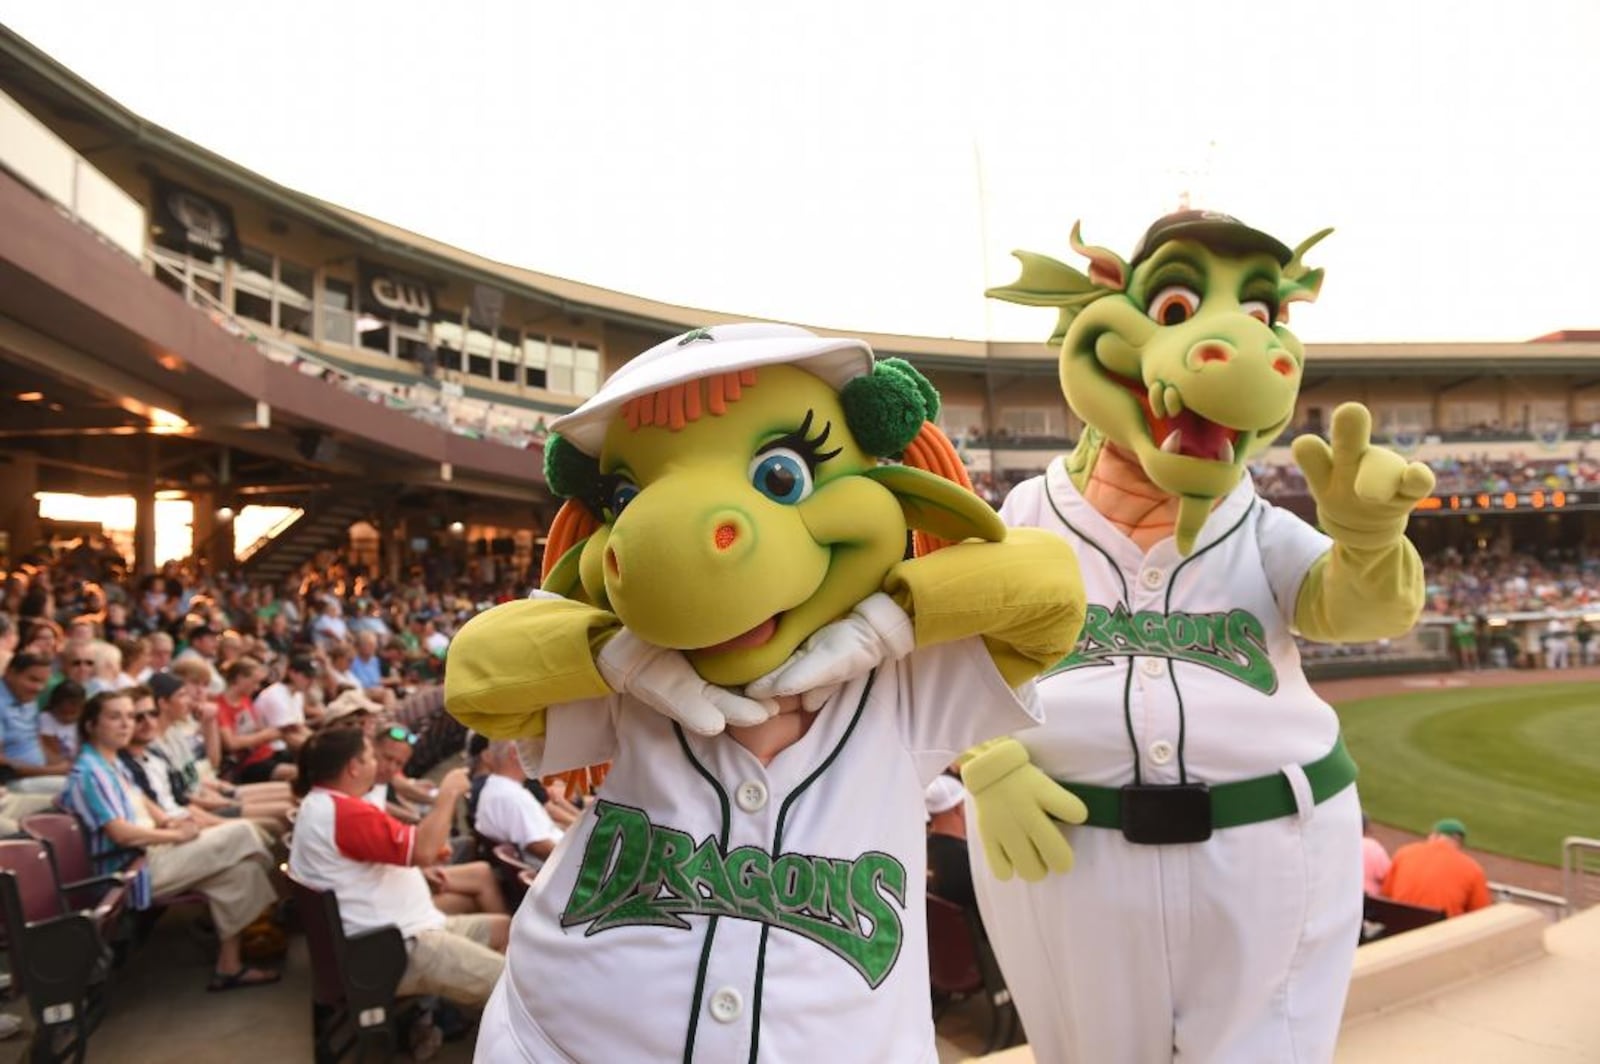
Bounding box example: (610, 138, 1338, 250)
(446, 322, 1085, 1062)
(966, 211, 1435, 1062)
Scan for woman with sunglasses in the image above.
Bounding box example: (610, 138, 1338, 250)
(61, 690, 281, 992)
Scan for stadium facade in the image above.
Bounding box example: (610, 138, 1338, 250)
(1, 24, 1597, 588)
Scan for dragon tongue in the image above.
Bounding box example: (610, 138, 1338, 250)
(1173, 410, 1233, 461)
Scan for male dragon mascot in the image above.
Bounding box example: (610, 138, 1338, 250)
(446, 323, 1085, 1062)
(965, 211, 1435, 1062)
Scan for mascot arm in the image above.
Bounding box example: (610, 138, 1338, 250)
(1290, 402, 1433, 643)
(883, 527, 1085, 688)
(445, 597, 620, 740)
(1294, 538, 1426, 643)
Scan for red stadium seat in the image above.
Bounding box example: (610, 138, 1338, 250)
(0, 839, 118, 1063)
(288, 874, 420, 1063)
(926, 893, 1020, 1053)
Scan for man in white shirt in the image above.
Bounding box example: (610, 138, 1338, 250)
(287, 729, 507, 1008)
(253, 656, 318, 751)
(474, 740, 563, 861)
(312, 599, 350, 647)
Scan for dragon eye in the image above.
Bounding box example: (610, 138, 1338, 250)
(748, 448, 814, 505)
(609, 479, 640, 517)
(1240, 299, 1273, 326)
(1147, 285, 1200, 326)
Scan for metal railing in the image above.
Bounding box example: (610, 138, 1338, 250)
(0, 86, 145, 259)
(1561, 836, 1600, 918)
(1488, 881, 1570, 921)
(237, 506, 307, 564)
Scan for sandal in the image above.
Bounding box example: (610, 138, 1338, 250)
(207, 966, 282, 993)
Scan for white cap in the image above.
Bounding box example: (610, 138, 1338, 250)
(551, 323, 874, 454)
(924, 775, 967, 820)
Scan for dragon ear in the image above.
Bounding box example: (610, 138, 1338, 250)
(986, 232, 1117, 347)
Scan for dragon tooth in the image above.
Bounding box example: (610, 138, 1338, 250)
(1164, 385, 1183, 416)
(1160, 430, 1183, 454)
(1147, 381, 1166, 418)
(1220, 437, 1235, 463)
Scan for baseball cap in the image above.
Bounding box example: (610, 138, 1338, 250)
(551, 323, 874, 455)
(323, 689, 382, 723)
(1432, 817, 1467, 839)
(924, 775, 968, 820)
(287, 655, 321, 677)
(1128, 209, 1293, 269)
(148, 671, 185, 702)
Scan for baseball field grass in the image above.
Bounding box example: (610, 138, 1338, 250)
(1334, 681, 1600, 867)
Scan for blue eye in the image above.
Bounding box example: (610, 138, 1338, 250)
(749, 448, 814, 504)
(610, 480, 640, 516)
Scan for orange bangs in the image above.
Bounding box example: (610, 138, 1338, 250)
(620, 368, 759, 432)
(539, 499, 599, 584)
(901, 421, 977, 557)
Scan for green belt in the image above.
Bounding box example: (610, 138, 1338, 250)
(1059, 736, 1358, 832)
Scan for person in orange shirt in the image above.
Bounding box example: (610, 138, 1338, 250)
(1382, 818, 1491, 917)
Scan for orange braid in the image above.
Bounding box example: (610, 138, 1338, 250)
(897, 421, 977, 556)
(540, 500, 599, 584)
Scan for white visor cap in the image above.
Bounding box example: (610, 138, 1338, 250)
(550, 323, 875, 455)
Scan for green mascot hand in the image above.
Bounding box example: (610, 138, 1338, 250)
(1290, 402, 1435, 549)
(961, 738, 1087, 882)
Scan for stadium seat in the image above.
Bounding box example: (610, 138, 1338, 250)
(926, 893, 1020, 1054)
(1362, 894, 1449, 943)
(21, 812, 206, 920)
(0, 839, 117, 1063)
(288, 875, 419, 1063)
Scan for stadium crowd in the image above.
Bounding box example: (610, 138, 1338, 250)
(0, 539, 587, 1054)
(967, 448, 1600, 508)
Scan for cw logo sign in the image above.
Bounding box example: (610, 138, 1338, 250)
(368, 276, 432, 318)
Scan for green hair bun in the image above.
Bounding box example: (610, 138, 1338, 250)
(841, 359, 939, 457)
(542, 433, 601, 502)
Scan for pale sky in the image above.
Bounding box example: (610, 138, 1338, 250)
(3, 0, 1598, 344)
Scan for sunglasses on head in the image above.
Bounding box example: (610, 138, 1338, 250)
(385, 726, 417, 745)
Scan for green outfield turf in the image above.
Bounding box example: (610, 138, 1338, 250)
(1334, 681, 1600, 867)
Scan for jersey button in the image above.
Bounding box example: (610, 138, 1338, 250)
(1139, 657, 1166, 677)
(735, 780, 769, 813)
(1140, 567, 1164, 590)
(709, 986, 744, 1023)
(1149, 740, 1175, 765)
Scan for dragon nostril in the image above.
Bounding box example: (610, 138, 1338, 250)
(605, 546, 620, 577)
(1272, 356, 1295, 377)
(714, 523, 738, 551)
(1195, 343, 1230, 365)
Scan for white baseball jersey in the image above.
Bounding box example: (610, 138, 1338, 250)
(973, 459, 1362, 1063)
(475, 773, 563, 852)
(474, 636, 1039, 1063)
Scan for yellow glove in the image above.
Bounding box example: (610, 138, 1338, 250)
(961, 738, 1087, 882)
(1290, 402, 1435, 549)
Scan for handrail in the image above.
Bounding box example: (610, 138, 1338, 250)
(237, 506, 306, 564)
(1562, 836, 1600, 918)
(1487, 881, 1569, 919)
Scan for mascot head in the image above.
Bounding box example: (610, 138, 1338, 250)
(988, 210, 1331, 553)
(538, 323, 1001, 686)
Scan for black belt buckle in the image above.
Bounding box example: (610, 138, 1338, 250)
(1120, 783, 1213, 845)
